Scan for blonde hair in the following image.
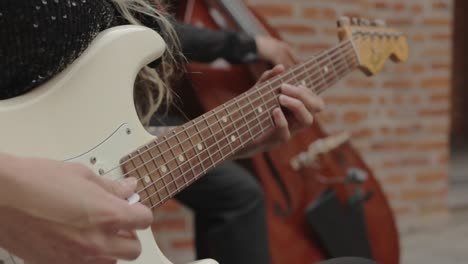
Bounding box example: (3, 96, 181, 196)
(111, 0, 181, 125)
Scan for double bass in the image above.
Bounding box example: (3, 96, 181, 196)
(173, 1, 401, 263)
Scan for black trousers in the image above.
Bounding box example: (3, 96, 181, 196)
(175, 160, 271, 264)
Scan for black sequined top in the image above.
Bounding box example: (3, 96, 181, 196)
(0, 0, 258, 100)
(0, 0, 123, 99)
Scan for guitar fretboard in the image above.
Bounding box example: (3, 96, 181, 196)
(121, 40, 359, 209)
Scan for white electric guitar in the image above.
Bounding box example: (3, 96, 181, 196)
(0, 17, 407, 264)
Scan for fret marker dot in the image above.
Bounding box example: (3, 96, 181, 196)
(161, 165, 168, 173)
(222, 116, 228, 123)
(178, 155, 185, 162)
(324, 66, 329, 73)
(144, 176, 151, 184)
(197, 143, 204, 150)
(231, 135, 237, 142)
(257, 106, 263, 113)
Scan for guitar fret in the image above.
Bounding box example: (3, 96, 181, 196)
(289, 71, 300, 85)
(183, 127, 202, 183)
(313, 56, 328, 90)
(325, 53, 339, 84)
(198, 116, 217, 169)
(233, 97, 254, 142)
(121, 40, 361, 208)
(172, 130, 190, 189)
(221, 104, 236, 149)
(144, 145, 162, 203)
(214, 109, 234, 157)
(246, 93, 266, 133)
(203, 114, 223, 163)
(191, 120, 209, 175)
(130, 158, 153, 207)
(157, 140, 174, 197)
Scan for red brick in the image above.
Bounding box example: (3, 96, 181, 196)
(415, 141, 447, 151)
(298, 43, 332, 53)
(371, 141, 413, 151)
(419, 108, 450, 117)
(433, 2, 450, 11)
(412, 34, 426, 42)
(343, 111, 367, 124)
(394, 124, 422, 135)
(323, 95, 372, 105)
(419, 203, 449, 216)
(346, 78, 376, 89)
(416, 172, 448, 183)
(383, 80, 414, 89)
(276, 24, 316, 35)
(393, 206, 412, 216)
(411, 64, 425, 74)
(393, 2, 406, 12)
(384, 174, 407, 185)
(171, 239, 194, 249)
(423, 18, 452, 26)
(351, 128, 373, 139)
(250, 4, 293, 17)
(430, 93, 450, 102)
(401, 187, 448, 201)
(302, 7, 337, 20)
(156, 200, 184, 213)
(382, 157, 430, 168)
(374, 1, 388, 9)
(421, 77, 450, 89)
(431, 32, 452, 41)
(410, 4, 424, 14)
(439, 153, 449, 165)
(386, 18, 414, 27)
(432, 62, 450, 70)
(430, 124, 450, 134)
(152, 219, 187, 232)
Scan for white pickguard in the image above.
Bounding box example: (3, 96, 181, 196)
(0, 26, 217, 264)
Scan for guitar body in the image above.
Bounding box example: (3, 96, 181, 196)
(0, 25, 216, 264)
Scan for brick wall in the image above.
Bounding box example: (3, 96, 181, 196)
(153, 0, 453, 262)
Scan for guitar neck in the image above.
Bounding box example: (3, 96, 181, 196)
(121, 40, 359, 209)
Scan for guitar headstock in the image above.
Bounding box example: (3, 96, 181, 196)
(337, 16, 409, 76)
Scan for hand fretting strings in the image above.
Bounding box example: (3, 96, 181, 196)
(125, 39, 358, 206)
(108, 38, 356, 180)
(140, 46, 358, 208)
(114, 37, 360, 207)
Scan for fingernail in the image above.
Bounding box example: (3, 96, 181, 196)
(279, 95, 286, 103)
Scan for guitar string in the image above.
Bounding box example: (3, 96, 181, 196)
(117, 42, 358, 201)
(142, 59, 358, 207)
(106, 38, 357, 183)
(137, 52, 358, 204)
(102, 38, 356, 180)
(141, 61, 357, 207)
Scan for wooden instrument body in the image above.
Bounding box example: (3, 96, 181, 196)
(176, 1, 400, 264)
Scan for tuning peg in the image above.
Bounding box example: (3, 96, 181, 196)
(371, 19, 386, 27)
(337, 16, 350, 27)
(359, 18, 370, 26)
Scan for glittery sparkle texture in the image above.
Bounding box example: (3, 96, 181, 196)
(0, 0, 116, 99)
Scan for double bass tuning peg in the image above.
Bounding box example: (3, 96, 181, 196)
(358, 18, 370, 26)
(337, 16, 350, 27)
(371, 19, 386, 27)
